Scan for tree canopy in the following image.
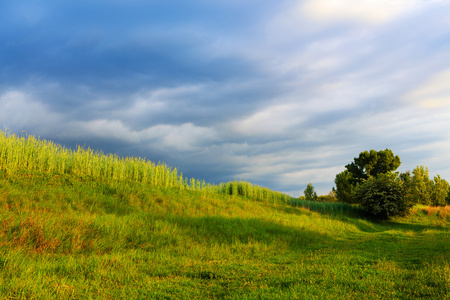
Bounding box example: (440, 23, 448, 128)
(335, 149, 401, 203)
(345, 149, 401, 184)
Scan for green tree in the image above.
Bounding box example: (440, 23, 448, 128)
(334, 170, 357, 203)
(399, 171, 413, 201)
(411, 165, 433, 205)
(431, 175, 449, 206)
(304, 183, 318, 201)
(354, 173, 412, 219)
(345, 149, 401, 184)
(404, 165, 450, 206)
(334, 149, 401, 204)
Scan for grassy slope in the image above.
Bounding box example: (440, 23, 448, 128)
(0, 136, 449, 299)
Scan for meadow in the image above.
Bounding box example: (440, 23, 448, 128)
(0, 130, 449, 299)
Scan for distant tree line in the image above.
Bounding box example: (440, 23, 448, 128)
(303, 149, 450, 219)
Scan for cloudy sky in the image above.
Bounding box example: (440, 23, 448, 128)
(2, 0, 450, 196)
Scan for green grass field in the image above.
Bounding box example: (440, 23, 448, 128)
(0, 131, 449, 299)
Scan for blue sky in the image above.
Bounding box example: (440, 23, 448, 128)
(2, 0, 450, 196)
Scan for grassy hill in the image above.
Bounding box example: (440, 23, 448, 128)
(0, 130, 449, 299)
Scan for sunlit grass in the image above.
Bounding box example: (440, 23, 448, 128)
(0, 130, 294, 204)
(0, 130, 449, 299)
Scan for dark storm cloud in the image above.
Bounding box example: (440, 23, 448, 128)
(0, 0, 276, 126)
(0, 1, 266, 82)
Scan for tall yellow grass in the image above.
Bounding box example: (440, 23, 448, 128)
(0, 130, 294, 203)
(0, 130, 180, 188)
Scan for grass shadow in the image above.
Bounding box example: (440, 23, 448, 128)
(284, 199, 450, 234)
(167, 215, 332, 251)
(287, 199, 364, 218)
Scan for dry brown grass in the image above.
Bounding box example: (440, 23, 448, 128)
(438, 205, 450, 219)
(423, 206, 441, 216)
(421, 205, 450, 221)
(0, 213, 99, 254)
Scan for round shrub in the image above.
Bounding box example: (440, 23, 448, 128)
(354, 174, 412, 219)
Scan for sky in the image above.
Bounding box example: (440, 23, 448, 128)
(1, 0, 450, 196)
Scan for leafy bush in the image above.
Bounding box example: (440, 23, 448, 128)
(354, 174, 413, 219)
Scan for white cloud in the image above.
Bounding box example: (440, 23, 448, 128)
(231, 145, 349, 182)
(0, 90, 62, 133)
(268, 37, 351, 75)
(73, 119, 141, 143)
(230, 103, 305, 136)
(280, 165, 344, 186)
(400, 139, 450, 181)
(120, 91, 168, 118)
(300, 0, 422, 25)
(73, 119, 217, 152)
(117, 84, 211, 120)
(404, 69, 450, 108)
(156, 123, 217, 152)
